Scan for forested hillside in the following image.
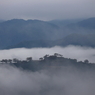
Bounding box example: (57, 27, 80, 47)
(0, 53, 95, 71)
(0, 18, 95, 49)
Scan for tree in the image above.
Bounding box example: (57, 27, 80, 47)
(54, 53, 63, 57)
(39, 58, 43, 61)
(43, 54, 49, 60)
(8, 59, 12, 63)
(84, 59, 89, 63)
(1, 59, 8, 63)
(26, 57, 32, 62)
(13, 58, 19, 63)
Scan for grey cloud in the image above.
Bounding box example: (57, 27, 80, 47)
(0, 45, 95, 95)
(0, 64, 95, 95)
(0, 0, 95, 20)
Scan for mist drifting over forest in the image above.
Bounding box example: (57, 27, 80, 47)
(0, 46, 95, 63)
(0, 45, 95, 95)
(0, 17, 95, 95)
(0, 0, 95, 94)
(0, 63, 95, 95)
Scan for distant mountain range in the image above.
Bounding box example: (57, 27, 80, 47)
(54, 33, 95, 47)
(48, 19, 83, 27)
(0, 20, 5, 23)
(0, 19, 59, 48)
(8, 33, 95, 48)
(0, 17, 95, 49)
(66, 17, 95, 30)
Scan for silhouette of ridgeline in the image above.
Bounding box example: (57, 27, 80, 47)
(0, 53, 95, 71)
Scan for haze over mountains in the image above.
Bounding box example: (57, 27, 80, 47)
(0, 17, 95, 95)
(0, 17, 95, 49)
(1, 0, 95, 94)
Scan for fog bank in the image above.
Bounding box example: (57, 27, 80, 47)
(0, 64, 95, 95)
(0, 45, 95, 63)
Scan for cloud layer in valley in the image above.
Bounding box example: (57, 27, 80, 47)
(0, 45, 95, 63)
(0, 64, 95, 95)
(0, 45, 95, 95)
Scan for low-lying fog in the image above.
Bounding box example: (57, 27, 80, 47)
(0, 45, 95, 63)
(0, 64, 95, 95)
(0, 45, 95, 95)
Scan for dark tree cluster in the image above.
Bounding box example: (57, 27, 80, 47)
(0, 53, 94, 71)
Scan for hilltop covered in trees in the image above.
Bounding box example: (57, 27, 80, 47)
(0, 53, 95, 72)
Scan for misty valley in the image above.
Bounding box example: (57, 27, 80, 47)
(0, 18, 95, 95)
(0, 52, 95, 95)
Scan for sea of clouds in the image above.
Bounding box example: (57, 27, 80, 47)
(0, 45, 95, 63)
(0, 45, 95, 95)
(0, 64, 95, 95)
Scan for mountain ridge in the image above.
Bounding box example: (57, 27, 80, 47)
(0, 17, 95, 49)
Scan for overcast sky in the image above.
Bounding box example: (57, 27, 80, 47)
(0, 0, 95, 20)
